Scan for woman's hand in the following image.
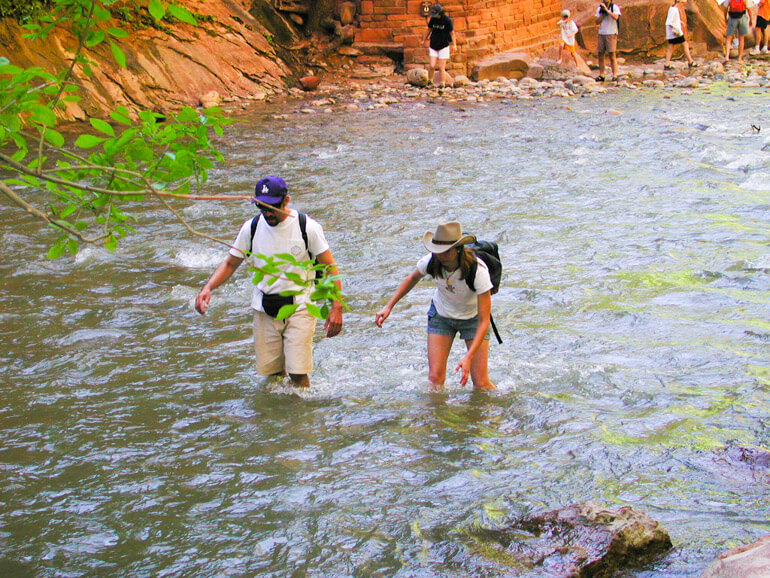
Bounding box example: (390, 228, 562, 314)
(456, 353, 473, 386)
(375, 306, 392, 327)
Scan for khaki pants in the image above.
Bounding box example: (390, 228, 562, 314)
(253, 308, 316, 375)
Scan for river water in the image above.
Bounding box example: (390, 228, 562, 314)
(1, 87, 769, 576)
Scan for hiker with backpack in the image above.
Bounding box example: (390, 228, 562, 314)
(595, 0, 622, 81)
(374, 222, 496, 391)
(195, 176, 344, 389)
(722, 0, 756, 63)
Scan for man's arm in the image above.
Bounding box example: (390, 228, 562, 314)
(315, 249, 343, 337)
(195, 254, 243, 315)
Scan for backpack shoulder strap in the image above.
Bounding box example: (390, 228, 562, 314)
(298, 212, 311, 258)
(249, 215, 260, 255)
(465, 258, 478, 292)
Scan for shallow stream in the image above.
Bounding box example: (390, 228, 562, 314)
(1, 86, 769, 576)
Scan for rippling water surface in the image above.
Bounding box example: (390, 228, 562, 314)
(1, 88, 769, 576)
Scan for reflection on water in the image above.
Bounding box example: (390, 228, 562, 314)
(1, 89, 769, 576)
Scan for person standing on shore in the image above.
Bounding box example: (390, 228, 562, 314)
(195, 176, 344, 389)
(722, 0, 756, 63)
(557, 10, 580, 68)
(595, 0, 622, 81)
(422, 3, 457, 89)
(375, 222, 496, 391)
(664, 0, 696, 69)
(752, 0, 770, 53)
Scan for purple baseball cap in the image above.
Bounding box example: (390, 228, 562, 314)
(253, 176, 288, 204)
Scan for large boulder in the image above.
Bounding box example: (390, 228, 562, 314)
(406, 67, 430, 87)
(469, 502, 672, 575)
(470, 51, 530, 81)
(702, 535, 770, 578)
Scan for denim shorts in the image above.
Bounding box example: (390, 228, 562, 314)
(427, 302, 489, 341)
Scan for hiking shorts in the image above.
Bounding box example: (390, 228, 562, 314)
(253, 308, 316, 375)
(597, 33, 618, 53)
(727, 14, 750, 36)
(757, 15, 769, 29)
(429, 46, 451, 60)
(562, 41, 577, 54)
(427, 302, 489, 341)
(668, 35, 686, 45)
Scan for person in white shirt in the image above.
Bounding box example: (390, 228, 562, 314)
(196, 176, 343, 389)
(595, 0, 622, 81)
(664, 0, 696, 69)
(557, 10, 580, 67)
(375, 221, 495, 391)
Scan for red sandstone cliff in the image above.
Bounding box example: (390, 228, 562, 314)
(0, 0, 305, 120)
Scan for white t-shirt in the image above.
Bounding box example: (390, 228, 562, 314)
(229, 209, 329, 312)
(596, 3, 621, 35)
(665, 6, 683, 39)
(559, 19, 579, 45)
(416, 253, 493, 320)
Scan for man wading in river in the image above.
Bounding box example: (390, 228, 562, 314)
(195, 176, 344, 388)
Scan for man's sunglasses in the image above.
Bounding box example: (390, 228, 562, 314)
(258, 201, 283, 213)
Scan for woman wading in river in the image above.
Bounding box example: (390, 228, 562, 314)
(375, 222, 496, 391)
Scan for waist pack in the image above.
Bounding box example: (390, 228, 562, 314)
(261, 293, 294, 318)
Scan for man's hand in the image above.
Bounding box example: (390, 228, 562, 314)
(375, 306, 392, 328)
(324, 303, 343, 337)
(195, 289, 211, 315)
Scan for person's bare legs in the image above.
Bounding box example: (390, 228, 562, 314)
(427, 332, 453, 389)
(429, 53, 439, 85)
(598, 52, 606, 78)
(465, 339, 496, 390)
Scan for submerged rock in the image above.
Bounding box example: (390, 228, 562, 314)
(702, 535, 770, 578)
(469, 501, 672, 576)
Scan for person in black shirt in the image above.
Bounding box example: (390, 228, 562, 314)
(422, 3, 457, 88)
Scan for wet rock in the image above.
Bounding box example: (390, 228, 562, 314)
(406, 67, 430, 87)
(199, 90, 221, 108)
(470, 502, 672, 576)
(471, 51, 529, 81)
(644, 79, 666, 87)
(517, 77, 540, 90)
(526, 64, 544, 80)
(453, 75, 471, 87)
(675, 76, 700, 88)
(702, 535, 770, 578)
(299, 75, 321, 91)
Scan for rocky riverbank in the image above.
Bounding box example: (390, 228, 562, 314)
(216, 53, 770, 118)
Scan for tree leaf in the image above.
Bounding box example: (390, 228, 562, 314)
(148, 0, 165, 21)
(275, 304, 299, 320)
(75, 134, 107, 148)
(29, 105, 57, 127)
(44, 129, 65, 147)
(110, 106, 132, 125)
(85, 30, 105, 47)
(109, 41, 127, 69)
(90, 117, 115, 136)
(167, 4, 197, 24)
(107, 27, 129, 39)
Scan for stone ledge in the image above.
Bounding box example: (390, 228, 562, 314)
(470, 51, 531, 81)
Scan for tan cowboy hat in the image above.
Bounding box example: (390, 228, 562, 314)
(423, 221, 476, 253)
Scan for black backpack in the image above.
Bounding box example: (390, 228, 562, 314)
(465, 239, 503, 344)
(249, 212, 322, 280)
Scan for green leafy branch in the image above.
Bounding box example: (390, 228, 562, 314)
(0, 0, 346, 318)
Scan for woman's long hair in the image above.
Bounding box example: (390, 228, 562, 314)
(427, 246, 476, 280)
